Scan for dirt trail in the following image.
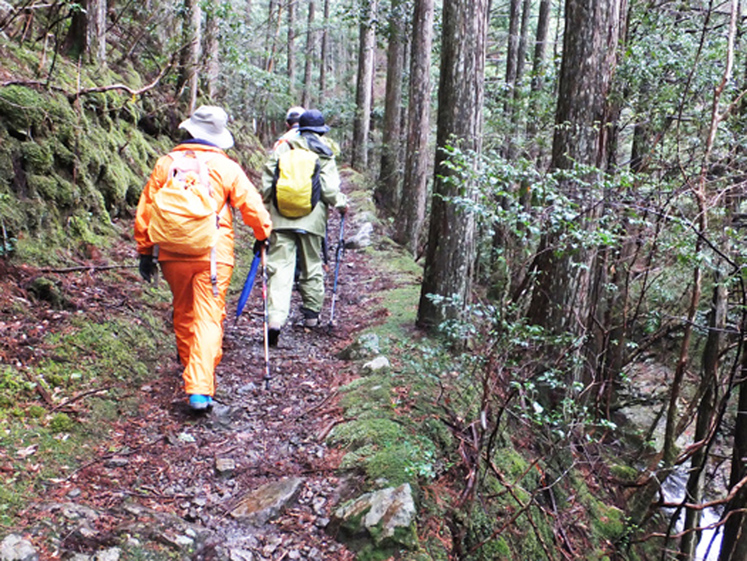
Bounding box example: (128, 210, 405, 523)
(5, 198, 382, 559)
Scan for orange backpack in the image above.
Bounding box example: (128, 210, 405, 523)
(148, 151, 227, 295)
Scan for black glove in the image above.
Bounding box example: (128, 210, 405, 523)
(253, 238, 269, 255)
(139, 254, 158, 282)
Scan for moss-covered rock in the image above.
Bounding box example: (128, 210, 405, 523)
(27, 276, 66, 308)
(0, 85, 46, 135)
(330, 484, 419, 559)
(49, 412, 74, 433)
(21, 141, 53, 173)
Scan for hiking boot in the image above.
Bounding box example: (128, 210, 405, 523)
(268, 328, 280, 347)
(188, 394, 212, 411)
(301, 308, 319, 328)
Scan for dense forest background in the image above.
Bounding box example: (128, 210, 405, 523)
(3, 0, 747, 559)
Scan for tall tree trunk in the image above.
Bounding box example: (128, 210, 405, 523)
(351, 0, 378, 170)
(527, 0, 621, 340)
(63, 9, 86, 59)
(492, 0, 533, 287)
(302, 0, 316, 108)
(265, 0, 283, 73)
(376, 0, 406, 214)
(319, 0, 330, 96)
(417, 0, 488, 328)
(527, 0, 552, 160)
(513, 0, 531, 109)
(584, 0, 629, 386)
(88, 0, 106, 65)
(531, 0, 551, 96)
(204, 8, 220, 100)
(177, 0, 202, 113)
(394, 0, 434, 256)
(287, 0, 297, 97)
(504, 0, 521, 119)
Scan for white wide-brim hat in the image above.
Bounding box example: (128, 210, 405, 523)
(179, 105, 235, 149)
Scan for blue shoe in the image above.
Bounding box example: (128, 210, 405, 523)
(188, 394, 211, 411)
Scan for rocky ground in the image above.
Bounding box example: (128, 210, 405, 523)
(1, 203, 388, 559)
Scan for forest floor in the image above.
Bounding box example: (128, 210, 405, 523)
(0, 179, 396, 559)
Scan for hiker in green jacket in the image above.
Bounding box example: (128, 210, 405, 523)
(260, 109, 347, 346)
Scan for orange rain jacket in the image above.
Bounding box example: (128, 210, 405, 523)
(134, 142, 272, 261)
(134, 142, 271, 398)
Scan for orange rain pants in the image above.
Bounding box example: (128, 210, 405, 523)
(160, 260, 232, 397)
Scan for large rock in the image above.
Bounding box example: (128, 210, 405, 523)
(0, 534, 38, 561)
(344, 223, 373, 250)
(362, 356, 390, 374)
(231, 477, 303, 525)
(329, 483, 418, 551)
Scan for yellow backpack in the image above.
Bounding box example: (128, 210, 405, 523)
(272, 145, 321, 218)
(148, 151, 227, 295)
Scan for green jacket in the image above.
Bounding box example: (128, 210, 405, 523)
(260, 132, 347, 237)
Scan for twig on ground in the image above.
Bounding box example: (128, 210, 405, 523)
(38, 264, 137, 273)
(292, 390, 339, 422)
(51, 387, 111, 412)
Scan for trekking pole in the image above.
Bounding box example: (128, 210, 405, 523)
(261, 245, 272, 390)
(328, 213, 346, 330)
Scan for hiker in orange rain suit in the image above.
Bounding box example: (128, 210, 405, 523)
(134, 106, 272, 411)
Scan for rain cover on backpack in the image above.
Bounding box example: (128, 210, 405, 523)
(272, 145, 322, 218)
(148, 151, 219, 255)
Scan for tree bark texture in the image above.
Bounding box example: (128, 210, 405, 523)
(302, 0, 316, 108)
(287, 0, 297, 97)
(265, 0, 283, 73)
(504, 0, 521, 110)
(204, 8, 220, 100)
(351, 0, 378, 170)
(177, 0, 202, 114)
(394, 0, 434, 256)
(319, 0, 331, 95)
(531, 0, 552, 96)
(376, 0, 406, 214)
(527, 0, 621, 337)
(527, 0, 552, 160)
(417, 0, 488, 328)
(88, 0, 106, 65)
(63, 2, 88, 59)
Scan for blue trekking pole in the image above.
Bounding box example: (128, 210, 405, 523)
(328, 213, 346, 330)
(234, 249, 261, 325)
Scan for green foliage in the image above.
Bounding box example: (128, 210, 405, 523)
(331, 389, 439, 485)
(49, 412, 74, 433)
(0, 365, 36, 408)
